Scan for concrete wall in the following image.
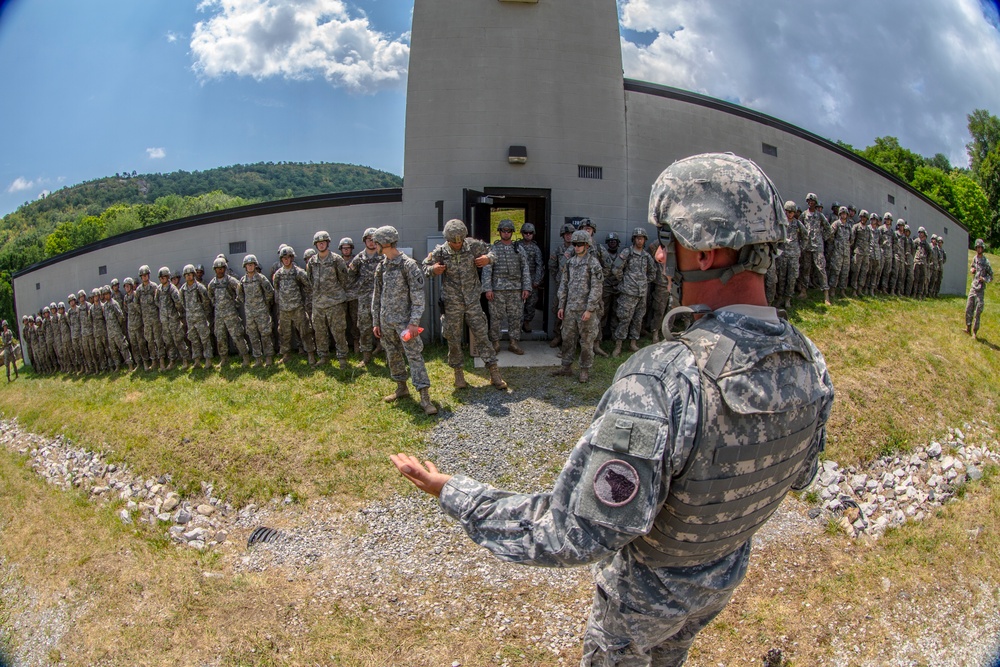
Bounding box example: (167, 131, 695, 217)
(624, 84, 969, 295)
(14, 200, 402, 323)
(402, 0, 629, 244)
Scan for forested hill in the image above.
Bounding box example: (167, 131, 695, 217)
(0, 162, 402, 325)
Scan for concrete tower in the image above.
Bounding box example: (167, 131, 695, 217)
(402, 0, 627, 246)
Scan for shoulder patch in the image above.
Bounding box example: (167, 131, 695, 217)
(593, 459, 639, 507)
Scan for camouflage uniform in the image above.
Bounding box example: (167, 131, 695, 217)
(273, 263, 316, 356)
(208, 273, 249, 359)
(136, 279, 165, 361)
(936, 242, 947, 296)
(966, 250, 993, 335)
(518, 234, 545, 329)
(76, 300, 96, 373)
(156, 280, 191, 362)
(67, 301, 84, 372)
(557, 246, 603, 371)
(601, 239, 622, 338)
(440, 308, 833, 666)
(879, 221, 895, 292)
(481, 239, 531, 346)
(848, 216, 871, 294)
(891, 227, 906, 295)
(865, 219, 883, 296)
(348, 249, 382, 355)
(827, 213, 853, 293)
(373, 251, 430, 390)
(103, 295, 133, 368)
(423, 236, 498, 368)
(89, 296, 112, 370)
(797, 208, 830, 292)
(645, 241, 673, 341)
(240, 270, 275, 361)
(612, 244, 657, 341)
(181, 280, 214, 360)
(56, 309, 73, 371)
(912, 232, 932, 298)
(307, 252, 351, 361)
(2, 327, 15, 378)
(123, 288, 149, 366)
(902, 228, 915, 296)
(929, 240, 942, 297)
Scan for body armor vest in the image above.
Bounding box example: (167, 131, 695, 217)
(634, 312, 826, 568)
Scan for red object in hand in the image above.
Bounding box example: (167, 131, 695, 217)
(401, 327, 425, 341)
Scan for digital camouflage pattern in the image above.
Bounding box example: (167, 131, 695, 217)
(827, 215, 853, 292)
(135, 280, 165, 360)
(123, 289, 150, 364)
(273, 264, 316, 356)
(103, 297, 133, 368)
(438, 307, 832, 666)
(156, 281, 190, 362)
(612, 246, 657, 341)
(966, 253, 993, 335)
(241, 272, 275, 359)
(849, 218, 871, 294)
(558, 251, 604, 369)
(518, 237, 545, 327)
(373, 252, 430, 390)
(349, 249, 383, 354)
(89, 297, 111, 370)
(482, 240, 531, 344)
(307, 252, 351, 359)
(208, 273, 249, 358)
(181, 281, 214, 359)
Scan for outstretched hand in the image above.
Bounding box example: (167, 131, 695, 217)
(390, 453, 452, 497)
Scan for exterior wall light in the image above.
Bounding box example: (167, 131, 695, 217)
(508, 145, 528, 164)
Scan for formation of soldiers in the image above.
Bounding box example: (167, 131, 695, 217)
(19, 230, 387, 375)
(770, 193, 950, 308)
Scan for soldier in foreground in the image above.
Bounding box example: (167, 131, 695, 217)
(391, 153, 834, 666)
(966, 238, 993, 339)
(372, 225, 437, 416)
(2, 320, 18, 381)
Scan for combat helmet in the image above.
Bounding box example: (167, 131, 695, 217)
(373, 225, 399, 246)
(560, 223, 576, 235)
(976, 238, 985, 248)
(570, 230, 590, 244)
(110, 278, 119, 287)
(859, 209, 870, 219)
(783, 200, 796, 212)
(648, 152, 784, 282)
(183, 264, 196, 275)
(362, 227, 378, 241)
(279, 246, 296, 259)
(49, 302, 57, 310)
(883, 212, 894, 221)
(497, 219, 515, 232)
(67, 293, 76, 303)
(158, 267, 171, 278)
(579, 218, 596, 232)
(606, 232, 620, 242)
(123, 277, 135, 287)
(99, 285, 110, 295)
(339, 237, 354, 248)
(443, 219, 468, 243)
(138, 265, 151, 276)
(521, 223, 536, 235)
(313, 231, 331, 246)
(77, 289, 87, 300)
(632, 226, 649, 239)
(90, 288, 100, 298)
(57, 302, 65, 310)
(212, 257, 227, 270)
(242, 254, 258, 268)
(303, 248, 317, 261)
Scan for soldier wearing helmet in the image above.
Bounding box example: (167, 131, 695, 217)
(848, 209, 871, 297)
(550, 230, 603, 382)
(86, 287, 112, 372)
(966, 238, 993, 338)
(912, 226, 932, 298)
(902, 223, 916, 297)
(135, 265, 166, 369)
(306, 229, 351, 368)
(422, 219, 507, 390)
(155, 265, 191, 370)
(208, 256, 252, 367)
(610, 227, 657, 357)
(547, 223, 578, 348)
(122, 275, 149, 370)
(576, 220, 614, 358)
(55, 301, 73, 373)
(181, 264, 214, 368)
(273, 243, 317, 364)
(774, 200, 805, 309)
(347, 227, 383, 366)
(110, 277, 124, 309)
(828, 205, 854, 299)
(336, 237, 361, 352)
(373, 226, 437, 415)
(798, 191, 832, 305)
(394, 155, 833, 667)
(929, 234, 945, 297)
(102, 278, 135, 371)
(516, 222, 545, 334)
(195, 264, 206, 285)
(65, 293, 83, 373)
(482, 219, 531, 355)
(2, 318, 17, 381)
(20, 315, 34, 374)
(239, 254, 275, 366)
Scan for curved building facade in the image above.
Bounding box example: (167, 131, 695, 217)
(14, 0, 967, 340)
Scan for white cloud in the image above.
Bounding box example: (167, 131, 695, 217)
(618, 0, 1000, 167)
(7, 177, 34, 193)
(37, 189, 50, 199)
(146, 147, 166, 159)
(166, 31, 179, 43)
(190, 0, 409, 94)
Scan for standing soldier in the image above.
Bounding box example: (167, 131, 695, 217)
(552, 230, 603, 383)
(89, 290, 112, 372)
(849, 210, 872, 297)
(240, 254, 275, 367)
(865, 213, 883, 296)
(482, 218, 531, 355)
(56, 302, 73, 373)
(110, 278, 124, 309)
(611, 227, 657, 357)
(273, 246, 317, 364)
(32, 315, 48, 373)
(927, 235, 941, 298)
(930, 235, 944, 297)
(936, 237, 948, 296)
(579, 219, 611, 358)
(372, 225, 438, 415)
(547, 223, 576, 348)
(156, 267, 191, 370)
(208, 257, 251, 367)
(181, 264, 215, 368)
(67, 294, 84, 373)
(20, 316, 33, 373)
(966, 238, 993, 338)
(2, 320, 17, 381)
(797, 193, 832, 305)
(45, 304, 64, 373)
(76, 290, 96, 374)
(339, 237, 361, 351)
(912, 227, 932, 299)
(601, 232, 622, 339)
(123, 278, 150, 370)
(102, 285, 134, 371)
(902, 224, 915, 296)
(348, 228, 382, 367)
(878, 213, 895, 293)
(517, 222, 545, 333)
(423, 219, 507, 390)
(644, 234, 675, 343)
(828, 206, 854, 299)
(136, 265, 165, 369)
(890, 219, 905, 295)
(776, 201, 805, 310)
(306, 231, 351, 368)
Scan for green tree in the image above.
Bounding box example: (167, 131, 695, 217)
(860, 136, 925, 183)
(925, 153, 952, 172)
(978, 145, 1000, 247)
(967, 108, 1000, 178)
(950, 172, 990, 246)
(911, 165, 959, 217)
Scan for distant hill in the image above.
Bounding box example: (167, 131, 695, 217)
(0, 162, 402, 324)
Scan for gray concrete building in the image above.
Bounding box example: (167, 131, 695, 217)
(14, 0, 967, 348)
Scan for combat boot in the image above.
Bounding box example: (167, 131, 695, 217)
(966, 325, 972, 336)
(166, 358, 176, 371)
(651, 329, 660, 344)
(338, 357, 347, 371)
(360, 351, 372, 367)
(492, 340, 500, 353)
(548, 336, 562, 348)
(550, 364, 574, 377)
(242, 354, 252, 367)
(593, 342, 609, 358)
(384, 380, 410, 403)
(181, 358, 190, 371)
(579, 368, 589, 383)
(823, 289, 831, 306)
(418, 388, 438, 415)
(629, 339, 640, 352)
(612, 340, 622, 357)
(508, 340, 525, 355)
(264, 355, 273, 367)
(308, 352, 318, 366)
(453, 368, 468, 389)
(280, 353, 291, 364)
(487, 363, 507, 390)
(159, 358, 166, 371)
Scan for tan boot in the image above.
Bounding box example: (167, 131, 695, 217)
(508, 340, 525, 355)
(419, 388, 438, 415)
(180, 359, 190, 371)
(280, 353, 291, 364)
(166, 358, 176, 371)
(487, 363, 507, 390)
(548, 336, 561, 348)
(492, 340, 500, 353)
(307, 352, 317, 366)
(593, 342, 609, 358)
(159, 358, 166, 371)
(454, 368, 468, 389)
(612, 340, 622, 357)
(550, 365, 574, 377)
(242, 354, 252, 367)
(384, 381, 410, 403)
(264, 356, 273, 367)
(629, 340, 640, 352)
(338, 357, 347, 370)
(579, 369, 590, 383)
(823, 289, 831, 306)
(651, 329, 660, 344)
(360, 351, 372, 367)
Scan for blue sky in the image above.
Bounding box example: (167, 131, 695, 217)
(2, 0, 1000, 218)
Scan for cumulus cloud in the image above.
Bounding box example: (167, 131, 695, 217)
(190, 0, 409, 94)
(7, 177, 34, 193)
(147, 147, 166, 159)
(166, 31, 179, 43)
(618, 0, 1000, 167)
